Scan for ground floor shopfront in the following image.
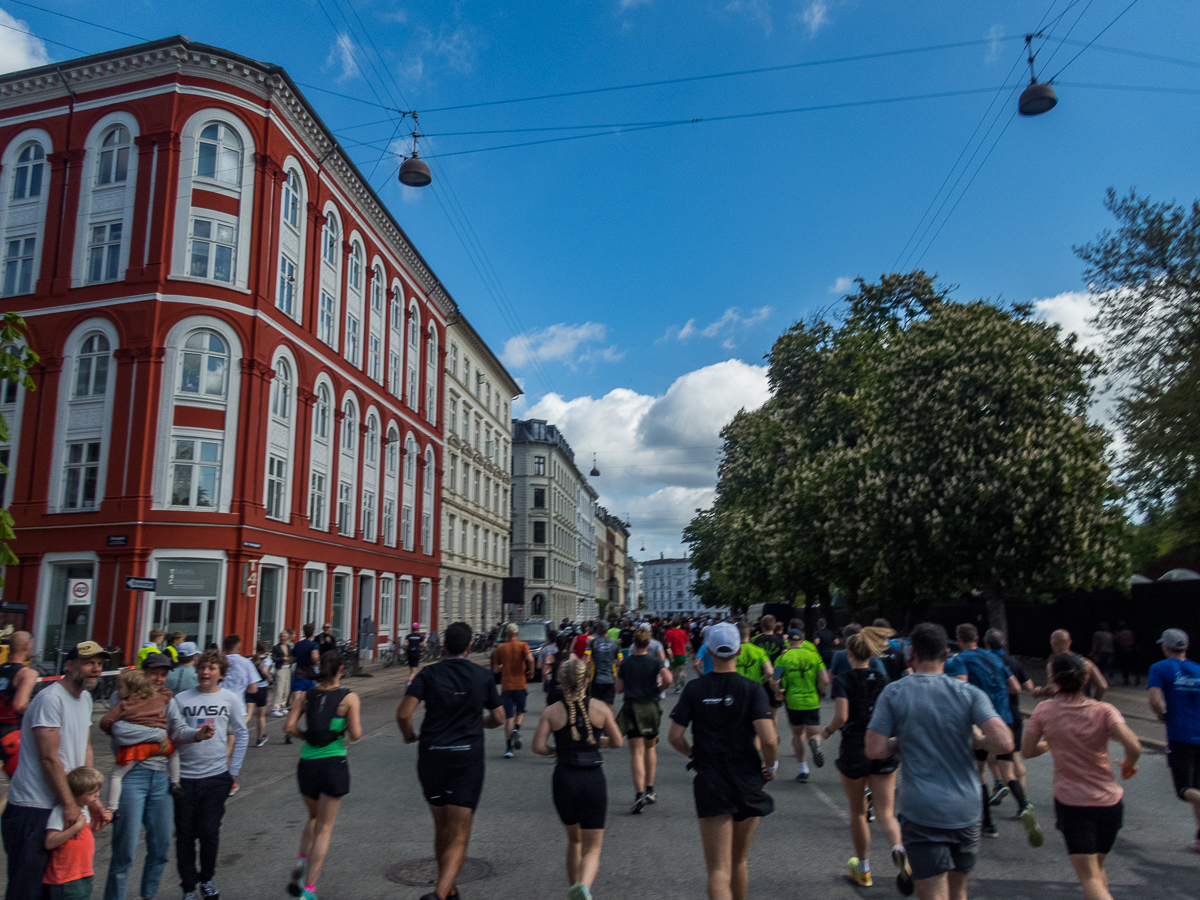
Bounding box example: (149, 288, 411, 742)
(1, 531, 439, 671)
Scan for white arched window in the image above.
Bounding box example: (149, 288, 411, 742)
(388, 286, 403, 395)
(371, 266, 383, 312)
(178, 330, 228, 398)
(337, 396, 359, 536)
(196, 123, 243, 185)
(345, 241, 364, 367)
(96, 126, 130, 185)
(323, 216, 340, 265)
(365, 414, 378, 464)
(318, 211, 341, 348)
(276, 167, 305, 319)
(361, 412, 379, 542)
(425, 325, 438, 424)
(265, 354, 295, 520)
(316, 383, 331, 439)
(341, 400, 356, 451)
(383, 423, 399, 546)
(76, 118, 139, 288)
(52, 323, 117, 513)
(271, 359, 291, 419)
(422, 446, 435, 554)
(401, 435, 416, 550)
(282, 168, 301, 229)
(2, 136, 50, 298)
(309, 379, 333, 531)
(74, 333, 110, 398)
(406, 305, 420, 409)
(367, 264, 384, 383)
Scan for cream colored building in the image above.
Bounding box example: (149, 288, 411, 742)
(439, 316, 520, 634)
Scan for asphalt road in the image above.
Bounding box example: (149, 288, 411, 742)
(4, 662, 1199, 900)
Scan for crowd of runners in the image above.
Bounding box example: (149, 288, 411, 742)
(0, 613, 1197, 900)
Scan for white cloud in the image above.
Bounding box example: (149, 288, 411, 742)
(800, 0, 829, 37)
(986, 24, 1005, 64)
(725, 0, 773, 34)
(501, 322, 621, 369)
(0, 10, 50, 74)
(525, 359, 770, 556)
(327, 33, 361, 84)
(660, 306, 771, 344)
(829, 276, 853, 294)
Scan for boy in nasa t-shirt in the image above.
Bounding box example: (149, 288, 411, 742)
(172, 650, 249, 900)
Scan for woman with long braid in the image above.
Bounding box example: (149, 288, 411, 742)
(532, 658, 623, 900)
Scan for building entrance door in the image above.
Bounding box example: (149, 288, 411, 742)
(257, 567, 280, 648)
(153, 560, 221, 650)
(42, 563, 95, 672)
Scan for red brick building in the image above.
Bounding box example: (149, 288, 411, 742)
(0, 37, 455, 668)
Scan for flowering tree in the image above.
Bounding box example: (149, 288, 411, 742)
(0, 312, 38, 579)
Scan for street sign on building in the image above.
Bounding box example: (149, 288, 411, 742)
(124, 576, 157, 592)
(67, 579, 93, 606)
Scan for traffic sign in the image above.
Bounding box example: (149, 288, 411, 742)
(124, 576, 157, 592)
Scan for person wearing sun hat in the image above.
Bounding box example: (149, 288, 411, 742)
(668, 622, 777, 900)
(1147, 628, 1200, 853)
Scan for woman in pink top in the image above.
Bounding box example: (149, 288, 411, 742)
(1023, 654, 1142, 900)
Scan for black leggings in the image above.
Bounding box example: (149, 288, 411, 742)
(552, 765, 607, 830)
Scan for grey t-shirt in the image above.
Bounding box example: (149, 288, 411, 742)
(589, 636, 621, 685)
(8, 682, 93, 809)
(868, 673, 998, 829)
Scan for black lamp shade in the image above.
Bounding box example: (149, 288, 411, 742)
(398, 156, 432, 187)
(1018, 82, 1057, 117)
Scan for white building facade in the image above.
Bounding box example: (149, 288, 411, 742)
(576, 479, 599, 620)
(642, 557, 718, 617)
(439, 318, 519, 634)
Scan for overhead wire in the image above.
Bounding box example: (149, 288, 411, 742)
(1047, 0, 1144, 82)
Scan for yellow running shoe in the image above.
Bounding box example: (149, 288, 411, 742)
(847, 857, 873, 886)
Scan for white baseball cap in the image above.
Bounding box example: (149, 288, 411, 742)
(705, 622, 741, 658)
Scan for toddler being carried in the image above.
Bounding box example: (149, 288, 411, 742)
(99, 668, 179, 809)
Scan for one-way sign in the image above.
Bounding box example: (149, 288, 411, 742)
(124, 576, 157, 592)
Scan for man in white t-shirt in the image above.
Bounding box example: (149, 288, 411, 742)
(218, 634, 259, 704)
(1, 641, 113, 900)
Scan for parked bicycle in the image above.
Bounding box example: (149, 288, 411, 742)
(378, 639, 398, 667)
(423, 631, 442, 662)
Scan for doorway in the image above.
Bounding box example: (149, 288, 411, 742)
(257, 566, 281, 648)
(42, 563, 95, 671)
(153, 560, 221, 650)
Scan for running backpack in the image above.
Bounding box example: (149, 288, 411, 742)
(304, 687, 350, 747)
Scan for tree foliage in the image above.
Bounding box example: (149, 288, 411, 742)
(0, 312, 38, 577)
(1076, 188, 1200, 536)
(685, 272, 1127, 624)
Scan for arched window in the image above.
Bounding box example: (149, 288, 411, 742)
(178, 330, 228, 397)
(315, 384, 330, 439)
(425, 325, 438, 424)
(422, 446, 435, 554)
(401, 435, 416, 550)
(318, 213, 341, 347)
(96, 126, 130, 185)
(74, 333, 110, 398)
(282, 169, 301, 230)
(365, 414, 379, 464)
(11, 143, 44, 200)
(406, 305, 420, 409)
(404, 437, 417, 484)
(348, 243, 363, 293)
(386, 427, 399, 475)
(342, 401, 356, 451)
(390, 288, 402, 332)
(323, 216, 340, 265)
(271, 359, 291, 419)
(408, 305, 420, 350)
(371, 267, 384, 312)
(196, 123, 242, 185)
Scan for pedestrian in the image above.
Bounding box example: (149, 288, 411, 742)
(284, 650, 363, 900)
(818, 626, 910, 892)
(0, 630, 38, 778)
(814, 618, 838, 669)
(218, 634, 259, 794)
(1090, 623, 1114, 681)
(615, 626, 673, 813)
(492, 623, 534, 758)
(532, 658, 624, 900)
(668, 622, 778, 900)
(99, 664, 181, 812)
(1035, 630, 1108, 702)
(137, 630, 167, 667)
(172, 649, 249, 900)
(166, 632, 185, 664)
(865, 623, 1014, 900)
(246, 642, 272, 747)
(316, 623, 336, 659)
(1, 641, 112, 900)
(288, 625, 321, 744)
(1146, 628, 1200, 853)
(537, 628, 560, 698)
(271, 630, 294, 717)
(543, 634, 573, 707)
(693, 641, 715, 678)
(167, 642, 201, 694)
(665, 618, 691, 693)
(1113, 623, 1138, 687)
(773, 628, 828, 783)
(397, 622, 506, 900)
(43, 766, 104, 900)
(1023, 654, 1142, 900)
(405, 623, 425, 679)
(944, 623, 1038, 842)
(102, 652, 213, 900)
(585, 622, 622, 710)
(984, 629, 1035, 806)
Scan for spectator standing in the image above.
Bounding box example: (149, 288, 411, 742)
(0, 630, 38, 778)
(167, 643, 201, 695)
(492, 624, 534, 757)
(271, 631, 294, 717)
(397, 622, 505, 900)
(1090, 624, 1115, 681)
(1147, 628, 1200, 853)
(316, 624, 336, 659)
(1113, 623, 1138, 687)
(136, 630, 167, 667)
(866, 623, 1014, 900)
(1, 642, 112, 900)
(172, 650, 249, 900)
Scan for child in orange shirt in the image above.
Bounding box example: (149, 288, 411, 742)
(44, 766, 104, 900)
(99, 668, 180, 809)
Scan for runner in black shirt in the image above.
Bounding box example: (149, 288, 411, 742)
(405, 624, 426, 680)
(615, 627, 672, 812)
(985, 628, 1035, 812)
(668, 622, 777, 900)
(287, 624, 322, 746)
(397, 622, 505, 900)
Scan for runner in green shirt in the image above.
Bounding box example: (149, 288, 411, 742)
(774, 628, 830, 782)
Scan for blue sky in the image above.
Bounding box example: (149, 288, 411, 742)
(5, 0, 1199, 557)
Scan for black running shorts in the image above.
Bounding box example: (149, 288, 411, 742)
(1167, 740, 1200, 801)
(297, 756, 350, 799)
(692, 768, 774, 821)
(786, 707, 820, 728)
(552, 765, 607, 830)
(501, 689, 528, 718)
(244, 687, 267, 708)
(902, 820, 980, 881)
(1054, 799, 1123, 855)
(590, 683, 615, 706)
(836, 750, 898, 780)
(418, 754, 485, 810)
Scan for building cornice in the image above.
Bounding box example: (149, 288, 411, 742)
(445, 316, 522, 398)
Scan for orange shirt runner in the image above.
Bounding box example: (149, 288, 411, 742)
(493, 641, 532, 691)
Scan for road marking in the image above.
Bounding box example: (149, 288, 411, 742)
(810, 783, 849, 821)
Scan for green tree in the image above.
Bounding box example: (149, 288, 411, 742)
(0, 312, 39, 577)
(1076, 188, 1200, 539)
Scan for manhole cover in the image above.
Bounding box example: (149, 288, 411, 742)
(386, 858, 492, 886)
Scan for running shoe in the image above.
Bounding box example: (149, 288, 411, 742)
(270, 710, 287, 717)
(199, 881, 220, 900)
(631, 794, 647, 814)
(988, 780, 1009, 806)
(892, 848, 914, 897)
(982, 824, 999, 838)
(795, 771, 809, 784)
(569, 883, 593, 900)
(513, 729, 523, 750)
(284, 735, 293, 744)
(809, 737, 825, 768)
(867, 803, 876, 824)
(255, 735, 269, 748)
(1020, 806, 1044, 848)
(228, 782, 239, 797)
(644, 789, 657, 804)
(288, 857, 308, 897)
(504, 749, 514, 759)
(847, 858, 872, 886)
(183, 893, 198, 900)
(299, 891, 317, 900)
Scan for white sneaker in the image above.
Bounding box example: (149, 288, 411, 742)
(270, 710, 286, 717)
